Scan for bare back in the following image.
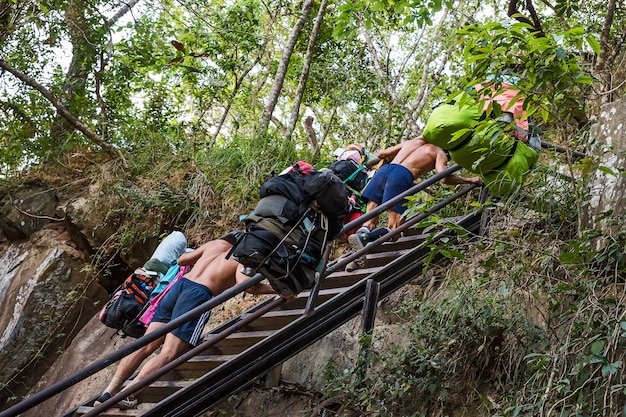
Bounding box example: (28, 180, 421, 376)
(178, 240, 239, 296)
(390, 139, 442, 179)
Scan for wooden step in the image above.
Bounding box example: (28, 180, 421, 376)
(279, 287, 353, 310)
(237, 308, 305, 331)
(135, 380, 191, 403)
(364, 248, 411, 267)
(369, 233, 428, 252)
(204, 330, 275, 355)
(160, 354, 237, 380)
(75, 405, 145, 416)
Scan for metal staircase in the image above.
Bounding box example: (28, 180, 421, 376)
(67, 210, 483, 417)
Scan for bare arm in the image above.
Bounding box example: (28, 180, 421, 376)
(376, 143, 402, 163)
(435, 150, 483, 186)
(177, 244, 206, 266)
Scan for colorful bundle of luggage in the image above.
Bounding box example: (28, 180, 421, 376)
(422, 84, 539, 196)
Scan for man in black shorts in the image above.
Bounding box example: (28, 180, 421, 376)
(94, 231, 278, 409)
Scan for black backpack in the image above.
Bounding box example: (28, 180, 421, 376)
(328, 159, 369, 192)
(98, 269, 159, 338)
(229, 162, 349, 296)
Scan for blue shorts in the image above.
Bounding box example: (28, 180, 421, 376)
(152, 278, 213, 346)
(361, 164, 414, 214)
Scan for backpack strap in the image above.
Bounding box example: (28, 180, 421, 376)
(342, 162, 367, 184)
(260, 208, 314, 277)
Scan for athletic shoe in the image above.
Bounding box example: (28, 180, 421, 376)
(93, 391, 111, 406)
(345, 261, 358, 272)
(116, 396, 138, 410)
(348, 231, 368, 269)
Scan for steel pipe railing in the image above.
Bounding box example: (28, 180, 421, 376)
(82, 296, 286, 417)
(0, 272, 268, 417)
(541, 140, 587, 159)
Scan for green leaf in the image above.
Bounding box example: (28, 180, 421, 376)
(575, 75, 593, 85)
(585, 34, 601, 55)
(598, 166, 617, 176)
(602, 361, 621, 377)
(498, 281, 509, 296)
(559, 252, 577, 264)
(591, 340, 605, 355)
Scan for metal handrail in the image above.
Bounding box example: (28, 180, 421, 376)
(0, 272, 268, 417)
(141, 210, 483, 416)
(540, 140, 587, 159)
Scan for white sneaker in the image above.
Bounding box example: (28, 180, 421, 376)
(348, 232, 368, 269)
(116, 396, 138, 410)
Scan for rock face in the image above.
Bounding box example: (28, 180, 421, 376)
(583, 98, 626, 246)
(0, 226, 107, 406)
(0, 179, 174, 410)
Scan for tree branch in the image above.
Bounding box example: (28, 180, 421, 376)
(0, 59, 126, 165)
(107, 0, 140, 27)
(286, 0, 328, 141)
(594, 0, 616, 72)
(508, 0, 545, 37)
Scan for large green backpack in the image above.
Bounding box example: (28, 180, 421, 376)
(449, 119, 516, 175)
(422, 95, 483, 150)
(481, 141, 538, 196)
(422, 95, 538, 196)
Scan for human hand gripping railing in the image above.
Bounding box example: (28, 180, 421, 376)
(0, 271, 270, 417)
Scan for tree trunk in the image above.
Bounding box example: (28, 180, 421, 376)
(257, 0, 314, 138)
(285, 0, 328, 142)
(49, 0, 99, 146)
(593, 0, 616, 101)
(303, 115, 318, 151)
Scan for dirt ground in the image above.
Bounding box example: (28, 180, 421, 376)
(202, 382, 327, 417)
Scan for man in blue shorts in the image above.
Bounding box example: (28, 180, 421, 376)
(347, 138, 482, 269)
(94, 231, 278, 410)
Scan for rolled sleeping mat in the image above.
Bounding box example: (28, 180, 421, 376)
(481, 141, 539, 196)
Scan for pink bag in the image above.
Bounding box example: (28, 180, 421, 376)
(139, 265, 191, 327)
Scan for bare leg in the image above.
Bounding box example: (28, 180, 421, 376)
(387, 210, 404, 230)
(362, 200, 380, 231)
(103, 322, 166, 395)
(124, 332, 190, 394)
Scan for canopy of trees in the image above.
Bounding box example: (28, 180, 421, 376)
(0, 0, 622, 179)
